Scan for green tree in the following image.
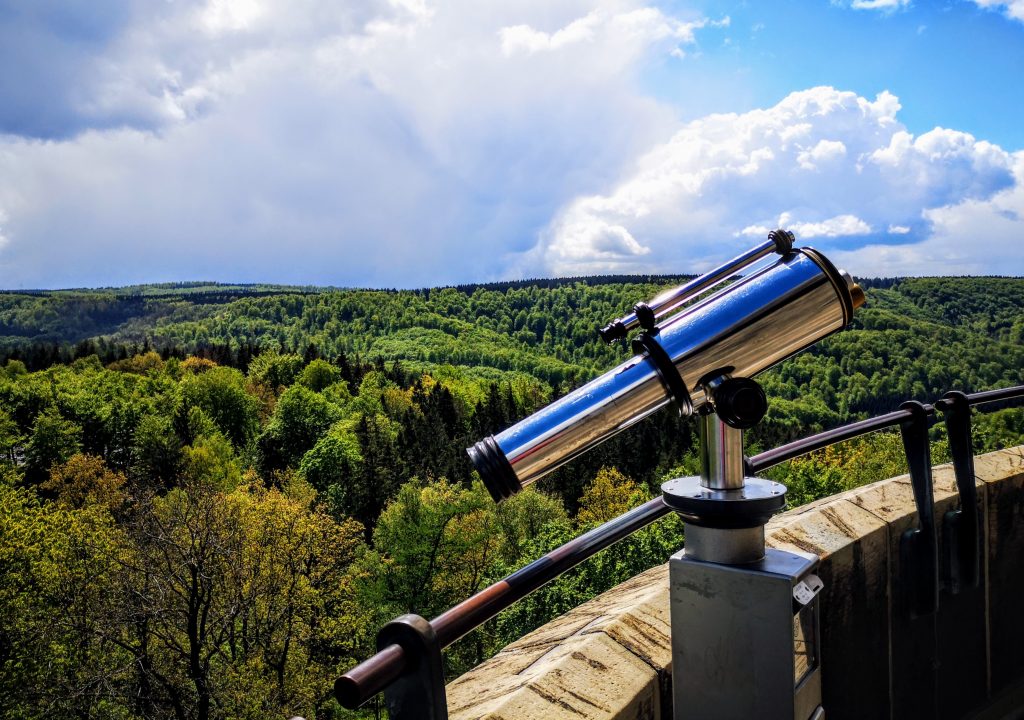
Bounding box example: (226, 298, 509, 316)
(0, 479, 127, 719)
(132, 413, 183, 489)
(257, 385, 344, 472)
(247, 352, 304, 391)
(355, 479, 502, 672)
(181, 434, 243, 490)
(576, 466, 643, 526)
(0, 409, 23, 465)
(177, 367, 259, 449)
(24, 409, 82, 484)
(299, 421, 363, 498)
(358, 480, 497, 620)
(297, 359, 343, 393)
(42, 453, 127, 512)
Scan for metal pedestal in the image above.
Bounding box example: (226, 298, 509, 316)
(669, 547, 824, 720)
(664, 403, 824, 720)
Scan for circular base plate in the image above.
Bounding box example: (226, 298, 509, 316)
(661, 476, 787, 529)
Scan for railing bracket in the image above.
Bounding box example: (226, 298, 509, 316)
(376, 614, 448, 720)
(935, 391, 981, 594)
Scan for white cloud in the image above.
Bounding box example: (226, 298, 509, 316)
(849, 0, 910, 10)
(789, 214, 872, 237)
(739, 213, 871, 239)
(499, 8, 723, 58)
(0, 0, 732, 288)
(970, 0, 1024, 22)
(819, 151, 1024, 276)
(797, 139, 846, 170)
(199, 0, 268, 34)
(888, 224, 911, 234)
(500, 18, 597, 56)
(528, 86, 1016, 276)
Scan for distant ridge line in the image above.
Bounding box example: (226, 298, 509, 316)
(3, 274, 1022, 297)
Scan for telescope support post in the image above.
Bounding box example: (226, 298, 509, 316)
(698, 411, 746, 491)
(664, 379, 824, 719)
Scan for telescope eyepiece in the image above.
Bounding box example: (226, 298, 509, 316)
(598, 319, 628, 344)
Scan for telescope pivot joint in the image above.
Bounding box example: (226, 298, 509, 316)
(662, 374, 784, 562)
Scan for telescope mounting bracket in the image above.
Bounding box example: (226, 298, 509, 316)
(631, 332, 693, 415)
(661, 375, 785, 551)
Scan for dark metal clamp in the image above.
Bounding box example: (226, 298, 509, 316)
(375, 615, 448, 720)
(934, 391, 981, 594)
(898, 401, 939, 618)
(631, 332, 693, 415)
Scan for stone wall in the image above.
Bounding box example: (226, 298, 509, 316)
(445, 446, 1024, 720)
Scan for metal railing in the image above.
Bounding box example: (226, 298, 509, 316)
(336, 384, 1024, 715)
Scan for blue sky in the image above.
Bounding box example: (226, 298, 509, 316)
(0, 0, 1022, 289)
(651, 1, 1024, 150)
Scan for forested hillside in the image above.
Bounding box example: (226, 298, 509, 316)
(1, 276, 1022, 720)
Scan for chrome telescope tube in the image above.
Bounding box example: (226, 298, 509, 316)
(468, 247, 864, 502)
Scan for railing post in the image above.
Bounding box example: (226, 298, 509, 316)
(933, 391, 988, 720)
(935, 390, 981, 593)
(891, 401, 940, 720)
(897, 400, 939, 618)
(375, 615, 447, 720)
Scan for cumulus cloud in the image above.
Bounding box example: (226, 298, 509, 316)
(499, 9, 724, 58)
(0, 0, 727, 288)
(970, 0, 1024, 22)
(797, 139, 847, 170)
(741, 213, 871, 239)
(528, 86, 1017, 276)
(828, 152, 1024, 277)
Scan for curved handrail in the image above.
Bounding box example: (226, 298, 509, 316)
(336, 384, 1024, 709)
(335, 496, 672, 708)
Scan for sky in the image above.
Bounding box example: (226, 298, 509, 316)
(0, 0, 1022, 289)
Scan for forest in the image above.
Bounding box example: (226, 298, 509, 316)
(1, 275, 1023, 720)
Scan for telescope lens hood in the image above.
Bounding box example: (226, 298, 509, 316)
(467, 436, 522, 502)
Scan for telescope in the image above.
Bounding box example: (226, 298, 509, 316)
(467, 230, 865, 502)
(466, 230, 864, 719)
